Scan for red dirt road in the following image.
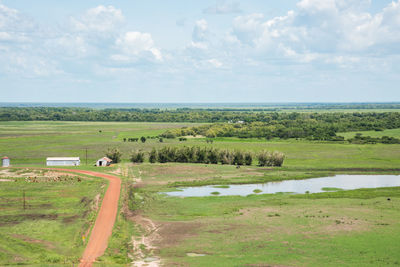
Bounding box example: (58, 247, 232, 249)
(56, 169, 121, 267)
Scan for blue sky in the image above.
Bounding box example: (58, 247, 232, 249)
(0, 0, 399, 103)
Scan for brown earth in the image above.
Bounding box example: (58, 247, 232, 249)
(53, 169, 121, 267)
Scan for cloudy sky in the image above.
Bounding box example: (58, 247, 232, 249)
(0, 0, 399, 103)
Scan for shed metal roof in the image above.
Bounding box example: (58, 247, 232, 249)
(46, 157, 80, 161)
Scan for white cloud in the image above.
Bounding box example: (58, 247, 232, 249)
(204, 1, 242, 14)
(113, 31, 162, 61)
(70, 5, 124, 34)
(228, 0, 400, 63)
(192, 19, 208, 42)
(208, 58, 223, 68)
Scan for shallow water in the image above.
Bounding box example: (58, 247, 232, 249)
(165, 175, 400, 197)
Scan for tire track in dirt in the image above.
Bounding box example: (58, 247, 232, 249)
(55, 169, 121, 267)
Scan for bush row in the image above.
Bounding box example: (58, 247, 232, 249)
(129, 146, 285, 167)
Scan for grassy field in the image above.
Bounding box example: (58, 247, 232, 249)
(123, 163, 400, 266)
(0, 121, 200, 165)
(1, 121, 400, 266)
(1, 121, 400, 170)
(338, 128, 400, 139)
(0, 168, 106, 265)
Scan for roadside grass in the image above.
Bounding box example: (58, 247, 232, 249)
(0, 168, 106, 265)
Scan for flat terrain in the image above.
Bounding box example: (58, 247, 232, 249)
(126, 163, 400, 267)
(0, 121, 400, 266)
(0, 168, 106, 265)
(338, 128, 400, 139)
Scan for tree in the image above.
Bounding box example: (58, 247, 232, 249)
(130, 150, 145, 163)
(149, 148, 157, 163)
(106, 148, 122, 163)
(140, 136, 146, 143)
(233, 150, 244, 166)
(244, 152, 252, 166)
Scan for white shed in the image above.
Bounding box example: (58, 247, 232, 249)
(96, 157, 113, 167)
(46, 157, 80, 166)
(2, 157, 10, 167)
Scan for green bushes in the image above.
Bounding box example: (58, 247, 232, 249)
(106, 148, 122, 163)
(130, 150, 145, 163)
(128, 146, 284, 167)
(348, 134, 400, 144)
(257, 151, 285, 167)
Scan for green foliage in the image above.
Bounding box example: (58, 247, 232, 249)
(130, 150, 145, 163)
(257, 151, 285, 167)
(244, 152, 253, 166)
(161, 112, 400, 141)
(348, 133, 400, 144)
(149, 146, 264, 166)
(140, 136, 146, 143)
(149, 148, 157, 163)
(106, 148, 122, 163)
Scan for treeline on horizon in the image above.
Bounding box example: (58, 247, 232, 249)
(2, 107, 400, 124)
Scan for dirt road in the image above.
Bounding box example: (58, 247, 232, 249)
(56, 169, 121, 267)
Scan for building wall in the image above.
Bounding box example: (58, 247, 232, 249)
(46, 160, 80, 166)
(96, 160, 109, 166)
(2, 159, 10, 167)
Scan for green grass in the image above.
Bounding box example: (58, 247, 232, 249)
(1, 121, 400, 170)
(138, 188, 400, 266)
(338, 128, 400, 139)
(0, 168, 105, 265)
(1, 121, 400, 266)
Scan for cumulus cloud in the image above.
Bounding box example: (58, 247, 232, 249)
(228, 0, 400, 61)
(70, 5, 124, 34)
(0, 4, 34, 43)
(204, 1, 242, 14)
(113, 31, 162, 62)
(192, 19, 208, 42)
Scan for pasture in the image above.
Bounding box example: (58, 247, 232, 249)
(0, 168, 105, 265)
(0, 121, 400, 266)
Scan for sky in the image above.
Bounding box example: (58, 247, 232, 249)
(0, 0, 399, 103)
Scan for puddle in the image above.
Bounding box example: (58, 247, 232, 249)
(165, 175, 400, 197)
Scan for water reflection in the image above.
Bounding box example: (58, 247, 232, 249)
(165, 175, 400, 197)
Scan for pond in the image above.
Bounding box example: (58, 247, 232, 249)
(165, 175, 400, 197)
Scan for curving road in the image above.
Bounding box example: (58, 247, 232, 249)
(56, 169, 121, 267)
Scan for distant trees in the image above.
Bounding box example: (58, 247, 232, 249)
(3, 107, 400, 142)
(348, 134, 400, 144)
(140, 136, 146, 143)
(106, 148, 122, 163)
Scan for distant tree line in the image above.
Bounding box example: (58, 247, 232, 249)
(130, 146, 285, 167)
(348, 134, 400, 144)
(3, 107, 400, 141)
(161, 112, 400, 141)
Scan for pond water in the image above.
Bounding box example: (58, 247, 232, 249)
(165, 175, 400, 197)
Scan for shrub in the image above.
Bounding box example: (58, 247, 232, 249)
(140, 136, 146, 143)
(106, 148, 122, 163)
(218, 149, 233, 165)
(149, 148, 157, 163)
(257, 150, 285, 167)
(244, 152, 253, 166)
(233, 150, 245, 166)
(130, 150, 145, 163)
